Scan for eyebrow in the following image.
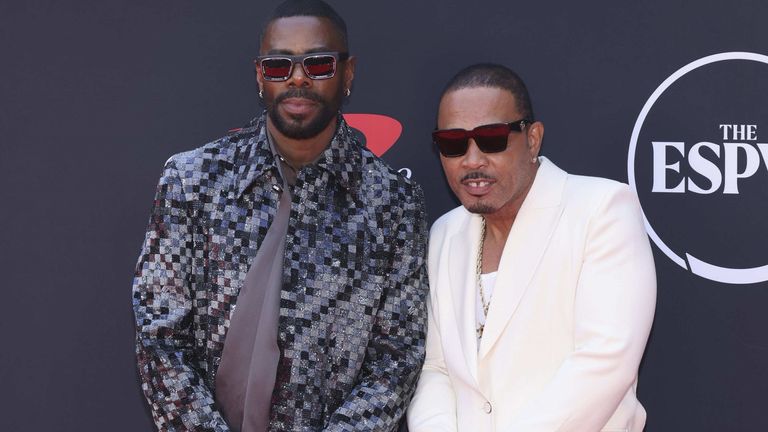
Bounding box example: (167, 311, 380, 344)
(264, 47, 336, 55)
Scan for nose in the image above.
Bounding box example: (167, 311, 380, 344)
(287, 61, 311, 87)
(460, 138, 488, 169)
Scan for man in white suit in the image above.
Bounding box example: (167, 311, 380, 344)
(407, 64, 656, 432)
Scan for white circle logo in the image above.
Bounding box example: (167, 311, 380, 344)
(628, 52, 768, 285)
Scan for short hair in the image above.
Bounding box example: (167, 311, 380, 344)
(262, 0, 349, 50)
(441, 63, 535, 121)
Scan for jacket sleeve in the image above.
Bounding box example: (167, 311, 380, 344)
(505, 184, 657, 432)
(324, 186, 430, 432)
(406, 215, 458, 432)
(132, 159, 230, 432)
(406, 290, 459, 432)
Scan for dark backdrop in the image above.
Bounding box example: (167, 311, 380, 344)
(2, 1, 767, 431)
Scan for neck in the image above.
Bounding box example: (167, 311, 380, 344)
(479, 214, 511, 274)
(482, 162, 539, 249)
(266, 116, 338, 168)
(480, 180, 535, 273)
(482, 213, 514, 253)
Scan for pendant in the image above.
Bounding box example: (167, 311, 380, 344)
(476, 324, 484, 339)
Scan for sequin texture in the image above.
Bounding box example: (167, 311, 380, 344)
(133, 113, 429, 431)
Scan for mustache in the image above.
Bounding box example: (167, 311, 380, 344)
(275, 88, 324, 104)
(461, 171, 495, 182)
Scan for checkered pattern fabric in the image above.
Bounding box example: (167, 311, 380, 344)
(133, 113, 429, 431)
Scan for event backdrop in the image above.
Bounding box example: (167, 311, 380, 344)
(2, 1, 767, 430)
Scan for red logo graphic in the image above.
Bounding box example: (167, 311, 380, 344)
(343, 114, 402, 157)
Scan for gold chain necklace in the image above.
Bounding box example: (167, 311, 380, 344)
(476, 218, 490, 339)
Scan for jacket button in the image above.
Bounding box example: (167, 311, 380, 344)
(483, 401, 492, 413)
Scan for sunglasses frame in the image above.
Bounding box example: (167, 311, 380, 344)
(255, 51, 350, 81)
(432, 119, 533, 157)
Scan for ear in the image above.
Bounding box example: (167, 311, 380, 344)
(527, 121, 544, 158)
(254, 59, 264, 93)
(343, 55, 356, 93)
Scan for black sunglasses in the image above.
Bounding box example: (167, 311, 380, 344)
(432, 119, 533, 157)
(255, 51, 349, 81)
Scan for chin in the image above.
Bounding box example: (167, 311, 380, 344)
(270, 110, 329, 140)
(464, 202, 497, 214)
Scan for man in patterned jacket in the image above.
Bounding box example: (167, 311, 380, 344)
(132, 1, 429, 430)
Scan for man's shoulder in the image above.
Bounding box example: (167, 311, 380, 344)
(357, 147, 423, 206)
(163, 133, 244, 177)
(532, 157, 632, 211)
(153, 129, 257, 205)
(561, 171, 640, 221)
(430, 205, 470, 238)
(565, 172, 629, 198)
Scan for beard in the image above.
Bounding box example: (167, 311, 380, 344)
(465, 201, 497, 214)
(265, 88, 341, 139)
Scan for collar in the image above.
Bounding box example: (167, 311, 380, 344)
(520, 156, 567, 209)
(233, 112, 363, 199)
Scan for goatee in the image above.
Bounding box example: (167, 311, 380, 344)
(466, 202, 496, 214)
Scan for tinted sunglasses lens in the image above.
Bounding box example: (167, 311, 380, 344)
(261, 58, 292, 80)
(434, 130, 469, 157)
(303, 55, 336, 78)
(473, 124, 510, 153)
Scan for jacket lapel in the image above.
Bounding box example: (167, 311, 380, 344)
(478, 158, 568, 359)
(447, 212, 484, 384)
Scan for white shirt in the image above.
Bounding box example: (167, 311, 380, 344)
(476, 271, 497, 345)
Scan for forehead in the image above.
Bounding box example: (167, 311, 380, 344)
(437, 86, 520, 130)
(261, 16, 345, 54)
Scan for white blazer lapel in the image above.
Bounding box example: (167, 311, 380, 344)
(478, 158, 567, 359)
(447, 212, 484, 383)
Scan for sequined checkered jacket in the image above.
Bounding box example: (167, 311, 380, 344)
(133, 114, 429, 432)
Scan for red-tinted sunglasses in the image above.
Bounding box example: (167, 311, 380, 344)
(255, 51, 349, 81)
(432, 119, 532, 157)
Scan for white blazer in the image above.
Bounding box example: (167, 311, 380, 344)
(408, 158, 656, 432)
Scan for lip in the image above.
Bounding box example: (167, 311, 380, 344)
(280, 97, 318, 116)
(461, 178, 495, 196)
